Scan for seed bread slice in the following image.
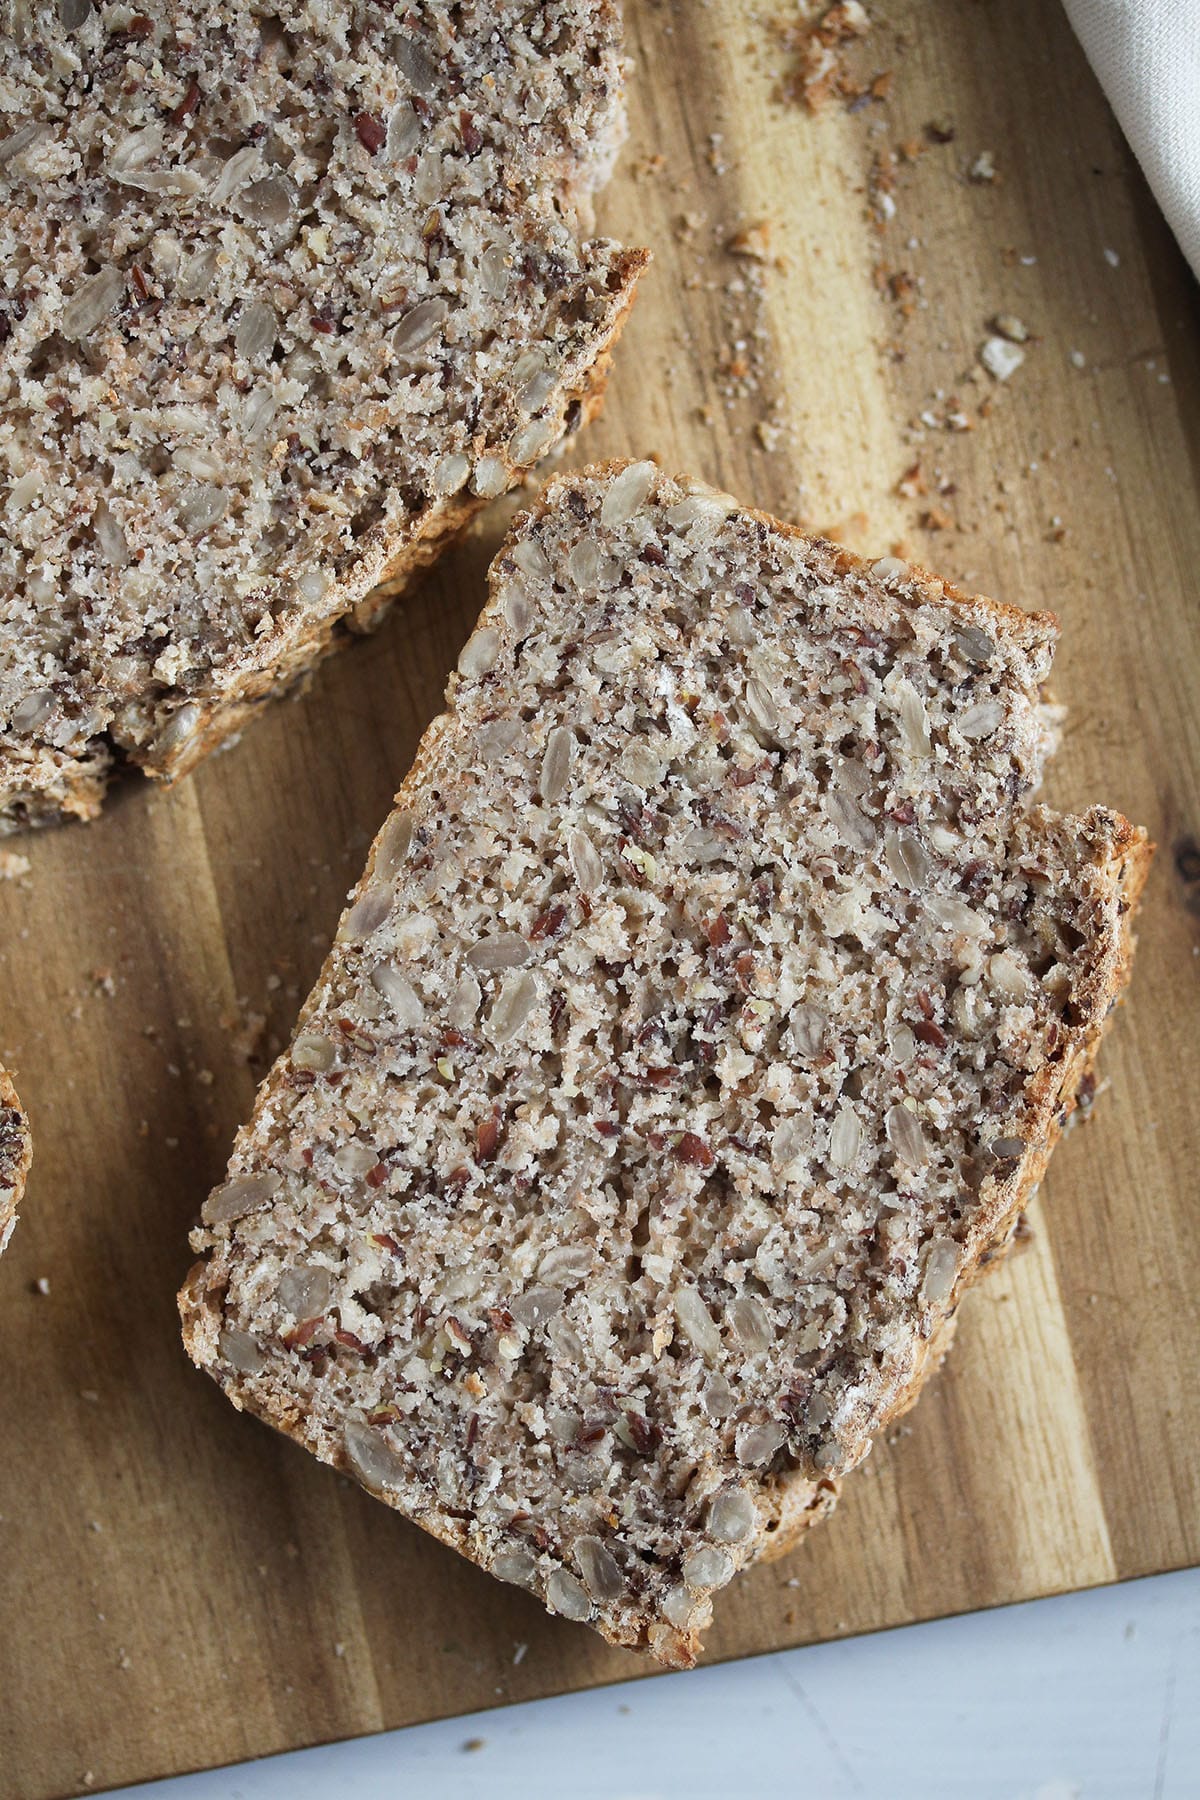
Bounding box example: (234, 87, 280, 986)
(0, 1, 646, 830)
(0, 1069, 31, 1256)
(181, 462, 1150, 1666)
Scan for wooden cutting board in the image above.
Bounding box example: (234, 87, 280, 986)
(2, 3, 1198, 1795)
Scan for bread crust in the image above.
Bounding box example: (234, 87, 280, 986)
(181, 465, 1151, 1666)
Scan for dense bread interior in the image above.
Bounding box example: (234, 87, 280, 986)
(0, 0, 640, 823)
(183, 464, 1146, 1663)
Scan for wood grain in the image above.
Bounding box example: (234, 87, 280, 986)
(2, 3, 1198, 1795)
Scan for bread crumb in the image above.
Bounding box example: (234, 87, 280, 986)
(991, 314, 1030, 343)
(0, 850, 31, 881)
(980, 337, 1025, 381)
(33, 1276, 50, 1296)
(771, 2, 876, 113)
(513, 1641, 528, 1665)
(896, 462, 927, 498)
(968, 150, 997, 182)
(462, 1737, 486, 1753)
(727, 220, 773, 261)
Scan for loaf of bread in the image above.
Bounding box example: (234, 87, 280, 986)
(0, 1070, 31, 1256)
(181, 462, 1150, 1665)
(0, 1, 645, 830)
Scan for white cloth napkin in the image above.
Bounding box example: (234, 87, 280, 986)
(1062, 0, 1200, 281)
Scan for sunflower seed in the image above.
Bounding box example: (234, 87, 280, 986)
(576, 1536, 624, 1601)
(567, 827, 603, 892)
(292, 1033, 335, 1072)
(744, 678, 780, 739)
(735, 1420, 785, 1466)
(457, 627, 500, 678)
(788, 1004, 825, 1059)
(600, 461, 656, 527)
(178, 484, 228, 534)
(479, 240, 510, 299)
(954, 625, 995, 666)
(276, 1264, 332, 1318)
(829, 1104, 863, 1169)
(886, 1103, 928, 1166)
(487, 970, 539, 1043)
(61, 265, 124, 339)
(344, 1421, 406, 1493)
(709, 1487, 756, 1544)
(202, 1170, 281, 1226)
(393, 296, 447, 354)
(374, 811, 414, 882)
(674, 1287, 722, 1362)
(433, 452, 470, 496)
(210, 145, 261, 205)
(959, 699, 1004, 739)
(825, 791, 875, 852)
(540, 726, 574, 803)
(237, 175, 296, 228)
(884, 826, 930, 891)
(509, 1286, 563, 1330)
(729, 1294, 773, 1354)
(896, 679, 932, 757)
(921, 1238, 958, 1307)
(339, 885, 391, 942)
(449, 970, 482, 1027)
(467, 933, 529, 971)
(492, 1546, 539, 1588)
(662, 1584, 696, 1629)
(508, 416, 557, 465)
(472, 456, 508, 498)
(385, 100, 422, 162)
(546, 1568, 592, 1621)
(218, 1327, 266, 1375)
(370, 964, 424, 1027)
(11, 688, 55, 734)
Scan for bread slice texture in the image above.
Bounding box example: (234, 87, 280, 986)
(0, 1, 646, 830)
(181, 462, 1150, 1665)
(0, 1069, 31, 1257)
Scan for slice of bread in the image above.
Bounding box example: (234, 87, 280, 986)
(0, 2, 645, 830)
(181, 463, 1150, 1666)
(0, 1070, 31, 1256)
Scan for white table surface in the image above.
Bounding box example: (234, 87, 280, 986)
(105, 1567, 1199, 1799)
